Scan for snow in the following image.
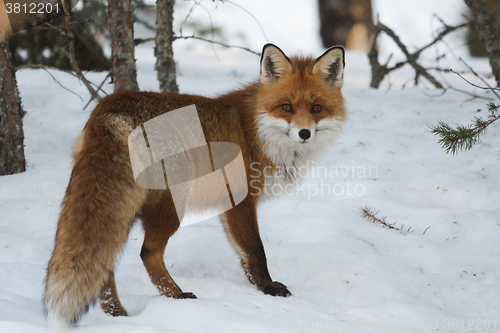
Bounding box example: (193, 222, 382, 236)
(1, 1, 500, 332)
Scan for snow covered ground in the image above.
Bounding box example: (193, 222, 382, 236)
(1, 1, 499, 332)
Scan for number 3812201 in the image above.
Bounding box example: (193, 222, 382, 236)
(5, 2, 60, 14)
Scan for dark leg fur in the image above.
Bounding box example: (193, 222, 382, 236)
(139, 193, 196, 299)
(223, 196, 291, 297)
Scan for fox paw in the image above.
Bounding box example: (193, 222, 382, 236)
(261, 281, 292, 297)
(174, 291, 197, 299)
(159, 286, 197, 299)
(101, 302, 128, 317)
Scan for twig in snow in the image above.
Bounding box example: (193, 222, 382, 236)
(360, 206, 414, 234)
(360, 206, 398, 230)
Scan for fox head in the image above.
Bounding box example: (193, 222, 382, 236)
(255, 44, 346, 163)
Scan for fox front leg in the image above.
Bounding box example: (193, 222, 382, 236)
(222, 196, 291, 297)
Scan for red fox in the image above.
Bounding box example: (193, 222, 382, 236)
(44, 43, 346, 330)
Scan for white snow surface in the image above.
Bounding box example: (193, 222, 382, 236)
(1, 1, 500, 332)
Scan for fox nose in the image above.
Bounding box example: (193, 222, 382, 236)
(298, 129, 311, 140)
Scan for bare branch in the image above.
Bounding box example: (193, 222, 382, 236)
(378, 23, 443, 88)
(134, 15, 156, 32)
(426, 67, 474, 75)
(142, 34, 260, 56)
(369, 18, 467, 90)
(198, 2, 220, 61)
(426, 18, 500, 101)
(62, 11, 101, 101)
(134, 37, 155, 45)
(84, 72, 111, 110)
(223, 0, 269, 42)
(15, 64, 83, 102)
(456, 57, 500, 100)
(424, 86, 494, 101)
(135, 34, 261, 56)
(176, 35, 260, 55)
(16, 64, 78, 77)
(179, 0, 203, 37)
(18, 63, 108, 93)
(413, 22, 469, 59)
(451, 70, 500, 93)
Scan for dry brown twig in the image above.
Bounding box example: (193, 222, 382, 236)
(360, 206, 415, 234)
(360, 206, 398, 230)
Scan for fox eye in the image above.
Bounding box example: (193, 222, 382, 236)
(312, 104, 322, 113)
(282, 104, 292, 112)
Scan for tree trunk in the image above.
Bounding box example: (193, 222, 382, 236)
(318, 0, 374, 51)
(465, 0, 500, 87)
(156, 0, 178, 93)
(0, 39, 25, 175)
(108, 0, 138, 92)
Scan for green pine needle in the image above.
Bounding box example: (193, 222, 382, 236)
(429, 103, 499, 155)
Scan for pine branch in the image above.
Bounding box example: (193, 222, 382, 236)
(430, 103, 500, 154)
(360, 206, 415, 234)
(360, 206, 398, 230)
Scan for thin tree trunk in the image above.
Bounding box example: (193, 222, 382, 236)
(156, 0, 178, 93)
(318, 0, 373, 51)
(108, 0, 138, 92)
(0, 39, 25, 175)
(465, 0, 500, 87)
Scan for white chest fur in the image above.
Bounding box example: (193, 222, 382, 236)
(255, 112, 343, 199)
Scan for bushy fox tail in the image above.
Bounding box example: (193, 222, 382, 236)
(44, 114, 147, 330)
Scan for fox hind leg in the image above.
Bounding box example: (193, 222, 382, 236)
(99, 271, 128, 317)
(139, 193, 196, 299)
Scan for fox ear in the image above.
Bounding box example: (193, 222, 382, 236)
(313, 46, 345, 89)
(260, 44, 292, 85)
